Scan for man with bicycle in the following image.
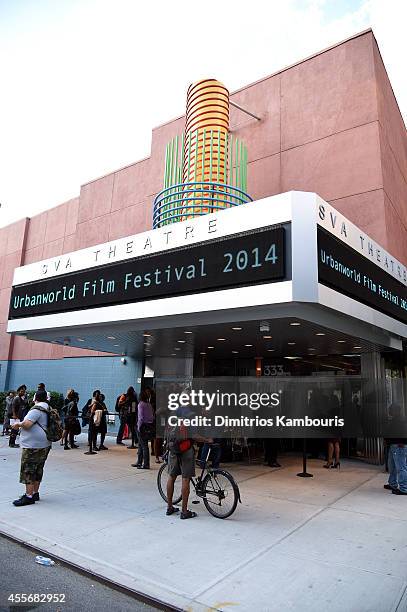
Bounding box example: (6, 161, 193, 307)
(166, 405, 212, 520)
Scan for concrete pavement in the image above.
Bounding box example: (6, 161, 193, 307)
(0, 435, 406, 612)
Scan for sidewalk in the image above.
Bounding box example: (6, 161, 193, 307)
(0, 435, 406, 612)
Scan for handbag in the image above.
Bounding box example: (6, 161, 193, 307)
(140, 422, 155, 441)
(93, 409, 103, 427)
(72, 419, 81, 436)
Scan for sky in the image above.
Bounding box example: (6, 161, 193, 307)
(0, 0, 405, 229)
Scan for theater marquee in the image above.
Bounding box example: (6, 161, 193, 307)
(7, 192, 407, 343)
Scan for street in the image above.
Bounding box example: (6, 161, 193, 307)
(0, 535, 160, 612)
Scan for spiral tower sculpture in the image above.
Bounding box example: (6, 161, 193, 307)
(153, 78, 252, 229)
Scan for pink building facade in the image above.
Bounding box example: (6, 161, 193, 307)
(1, 30, 406, 408)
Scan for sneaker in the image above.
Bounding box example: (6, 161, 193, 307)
(9, 444, 20, 448)
(116, 441, 125, 445)
(32, 492, 40, 502)
(13, 494, 35, 507)
(384, 484, 397, 491)
(99, 445, 108, 450)
(392, 489, 407, 495)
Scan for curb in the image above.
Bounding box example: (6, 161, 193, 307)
(0, 529, 183, 612)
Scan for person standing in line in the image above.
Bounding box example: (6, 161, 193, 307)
(10, 389, 52, 506)
(132, 390, 154, 469)
(94, 393, 109, 451)
(116, 388, 132, 445)
(9, 386, 28, 448)
(146, 387, 161, 463)
(88, 390, 104, 451)
(126, 387, 138, 449)
(62, 389, 80, 450)
(263, 438, 281, 468)
(2, 390, 15, 436)
(324, 392, 341, 469)
(81, 396, 93, 428)
(36, 383, 51, 403)
(384, 403, 407, 496)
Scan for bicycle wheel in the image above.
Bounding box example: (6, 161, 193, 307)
(157, 462, 182, 505)
(202, 469, 240, 519)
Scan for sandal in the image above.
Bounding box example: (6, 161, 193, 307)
(180, 510, 197, 520)
(166, 506, 180, 516)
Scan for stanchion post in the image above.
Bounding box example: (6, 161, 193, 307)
(297, 438, 313, 478)
(84, 417, 97, 456)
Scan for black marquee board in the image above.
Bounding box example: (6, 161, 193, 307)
(10, 226, 286, 319)
(318, 227, 407, 325)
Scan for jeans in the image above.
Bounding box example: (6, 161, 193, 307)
(388, 444, 407, 493)
(116, 414, 128, 443)
(201, 443, 221, 468)
(137, 433, 150, 468)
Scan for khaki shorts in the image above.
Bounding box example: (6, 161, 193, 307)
(20, 447, 51, 485)
(168, 447, 195, 479)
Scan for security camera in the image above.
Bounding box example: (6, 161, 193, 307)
(121, 357, 127, 365)
(63, 337, 70, 346)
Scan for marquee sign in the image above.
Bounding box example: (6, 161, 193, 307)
(318, 228, 407, 325)
(9, 226, 286, 319)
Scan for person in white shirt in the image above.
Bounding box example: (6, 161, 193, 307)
(11, 390, 51, 507)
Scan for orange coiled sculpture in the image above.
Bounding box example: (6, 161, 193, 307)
(153, 78, 251, 228)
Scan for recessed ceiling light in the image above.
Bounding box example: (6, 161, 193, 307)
(231, 327, 242, 331)
(337, 340, 346, 343)
(245, 344, 253, 347)
(77, 338, 85, 342)
(287, 342, 296, 346)
(353, 346, 362, 349)
(177, 340, 186, 343)
(267, 349, 275, 352)
(171, 353, 176, 356)
(207, 346, 215, 349)
(174, 348, 181, 351)
(290, 322, 301, 326)
(107, 336, 116, 340)
(217, 338, 226, 341)
(308, 347, 316, 350)
(232, 350, 239, 354)
(113, 344, 120, 347)
(200, 352, 206, 355)
(143, 333, 151, 337)
(263, 335, 272, 339)
(284, 356, 301, 360)
(316, 333, 325, 336)
(146, 354, 152, 357)
(184, 331, 193, 334)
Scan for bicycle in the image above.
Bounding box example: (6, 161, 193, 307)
(157, 444, 241, 519)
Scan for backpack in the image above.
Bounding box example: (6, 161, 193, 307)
(36, 406, 63, 442)
(166, 421, 192, 454)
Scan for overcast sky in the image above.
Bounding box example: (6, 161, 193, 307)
(0, 0, 405, 229)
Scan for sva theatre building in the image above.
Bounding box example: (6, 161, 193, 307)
(1, 30, 406, 463)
